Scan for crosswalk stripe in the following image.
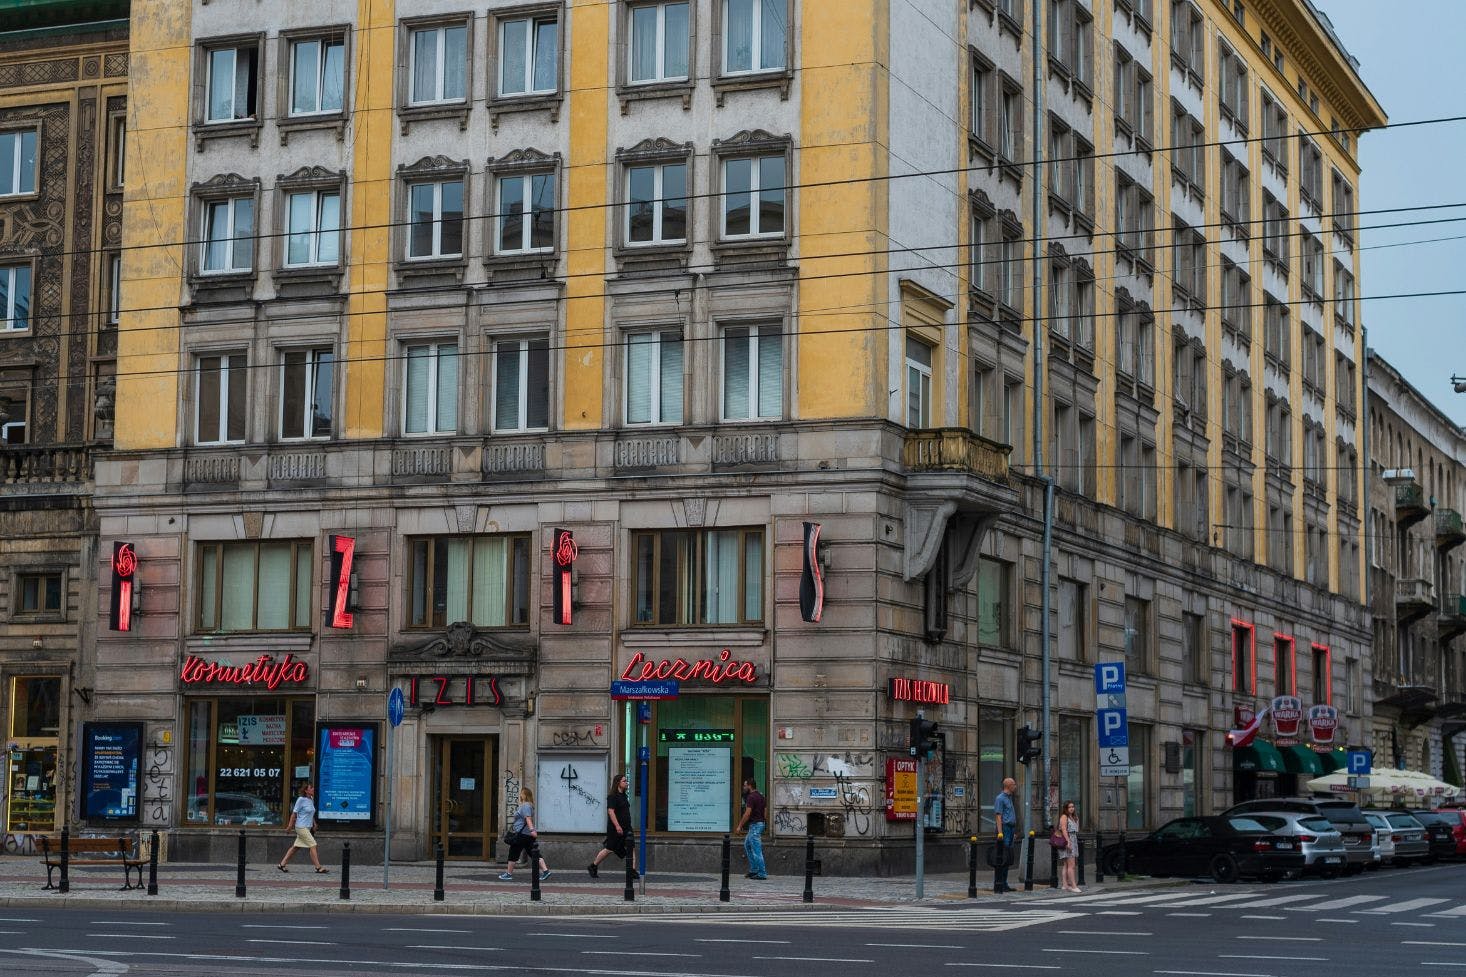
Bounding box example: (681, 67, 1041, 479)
(1427, 906, 1466, 918)
(573, 908, 1084, 932)
(1289, 895, 1389, 912)
(1163, 893, 1278, 907)
(1227, 893, 1327, 909)
(1033, 892, 1190, 907)
(1358, 898, 1450, 915)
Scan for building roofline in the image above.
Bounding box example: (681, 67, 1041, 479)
(1252, 0, 1388, 134)
(1366, 349, 1466, 445)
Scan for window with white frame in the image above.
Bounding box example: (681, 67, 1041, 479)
(0, 264, 32, 331)
(905, 335, 933, 428)
(284, 189, 341, 267)
(289, 35, 345, 116)
(722, 0, 785, 75)
(625, 329, 683, 425)
(499, 14, 558, 96)
(0, 129, 37, 196)
(409, 23, 468, 105)
(492, 335, 550, 432)
(200, 196, 255, 274)
(407, 179, 464, 259)
(628, 1, 689, 84)
(195, 352, 247, 444)
(279, 347, 334, 440)
(722, 322, 782, 420)
(720, 154, 784, 238)
(999, 81, 1020, 160)
(204, 43, 259, 123)
(999, 226, 1021, 309)
(625, 161, 687, 245)
(496, 171, 555, 254)
(403, 341, 459, 435)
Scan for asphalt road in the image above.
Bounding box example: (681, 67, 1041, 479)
(1, 861, 1461, 977)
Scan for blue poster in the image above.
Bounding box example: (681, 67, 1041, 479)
(317, 725, 376, 823)
(83, 723, 141, 823)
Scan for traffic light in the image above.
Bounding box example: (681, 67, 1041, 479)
(1017, 724, 1043, 764)
(909, 715, 941, 759)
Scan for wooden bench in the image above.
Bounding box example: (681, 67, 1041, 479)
(38, 835, 145, 891)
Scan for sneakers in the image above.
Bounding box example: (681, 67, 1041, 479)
(587, 863, 598, 878)
(749, 874, 768, 880)
(498, 872, 514, 881)
(540, 870, 552, 881)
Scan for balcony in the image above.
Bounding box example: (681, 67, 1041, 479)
(1396, 576, 1435, 625)
(1395, 480, 1430, 529)
(1436, 508, 1466, 550)
(0, 444, 94, 493)
(902, 428, 1010, 482)
(1442, 594, 1466, 642)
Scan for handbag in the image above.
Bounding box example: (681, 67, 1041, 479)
(1049, 824, 1068, 849)
(501, 827, 520, 846)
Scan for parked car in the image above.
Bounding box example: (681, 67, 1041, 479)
(1364, 809, 1430, 865)
(1100, 815, 1306, 883)
(1223, 797, 1376, 873)
(187, 792, 280, 826)
(1407, 810, 1459, 862)
(1431, 807, 1466, 857)
(1363, 813, 1397, 867)
(1243, 813, 1347, 877)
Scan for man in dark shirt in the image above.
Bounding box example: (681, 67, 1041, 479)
(735, 777, 767, 880)
(588, 772, 638, 878)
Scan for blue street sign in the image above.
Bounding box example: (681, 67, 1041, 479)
(387, 687, 405, 728)
(1096, 707, 1129, 748)
(1346, 749, 1371, 775)
(611, 680, 681, 700)
(637, 745, 650, 761)
(1094, 662, 1127, 694)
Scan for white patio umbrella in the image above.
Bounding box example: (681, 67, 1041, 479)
(1307, 768, 1462, 802)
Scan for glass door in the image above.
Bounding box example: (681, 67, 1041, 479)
(431, 737, 497, 859)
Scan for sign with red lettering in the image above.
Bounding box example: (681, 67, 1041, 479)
(1271, 695, 1303, 738)
(1308, 704, 1339, 749)
(888, 677, 951, 705)
(327, 535, 355, 629)
(552, 528, 575, 626)
(405, 675, 503, 708)
(109, 541, 136, 632)
(886, 757, 918, 821)
(179, 653, 310, 690)
(620, 650, 759, 685)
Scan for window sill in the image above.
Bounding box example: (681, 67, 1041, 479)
(394, 257, 467, 287)
(272, 265, 345, 300)
(188, 273, 257, 305)
(0, 190, 40, 204)
(192, 120, 261, 151)
(623, 627, 768, 648)
(613, 241, 691, 275)
(9, 611, 65, 625)
(996, 9, 1022, 40)
(1073, 77, 1093, 108)
(184, 632, 315, 654)
(397, 103, 470, 135)
(710, 71, 792, 106)
(709, 237, 791, 268)
(488, 92, 563, 130)
(482, 251, 559, 283)
(276, 114, 347, 146)
(968, 134, 996, 166)
(617, 80, 694, 115)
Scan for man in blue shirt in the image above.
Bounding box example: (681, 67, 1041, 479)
(992, 777, 1018, 893)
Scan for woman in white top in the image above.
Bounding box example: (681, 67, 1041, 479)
(277, 783, 328, 873)
(1057, 799, 1080, 893)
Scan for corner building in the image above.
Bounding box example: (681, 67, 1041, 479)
(100, 0, 1381, 869)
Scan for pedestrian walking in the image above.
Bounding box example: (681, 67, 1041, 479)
(735, 776, 767, 880)
(499, 786, 550, 882)
(588, 772, 638, 879)
(276, 783, 328, 874)
(992, 777, 1017, 893)
(1056, 800, 1081, 893)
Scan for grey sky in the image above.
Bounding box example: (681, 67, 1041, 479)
(1319, 1, 1466, 425)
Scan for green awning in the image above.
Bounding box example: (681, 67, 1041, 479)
(1234, 742, 1287, 774)
(1281, 745, 1325, 775)
(1318, 749, 1347, 773)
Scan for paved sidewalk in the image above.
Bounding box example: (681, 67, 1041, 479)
(0, 858, 1178, 915)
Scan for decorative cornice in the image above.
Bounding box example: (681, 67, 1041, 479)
(278, 165, 346, 186)
(397, 155, 470, 177)
(616, 137, 693, 162)
(486, 147, 562, 172)
(191, 172, 258, 195)
(389, 621, 535, 662)
(711, 128, 790, 153)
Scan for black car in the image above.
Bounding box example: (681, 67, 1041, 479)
(1410, 811, 1460, 862)
(1100, 815, 1306, 883)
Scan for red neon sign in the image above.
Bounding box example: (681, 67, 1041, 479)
(552, 528, 576, 626)
(620, 649, 759, 685)
(109, 541, 136, 632)
(888, 677, 951, 704)
(179, 653, 310, 690)
(407, 675, 503, 707)
(327, 535, 355, 629)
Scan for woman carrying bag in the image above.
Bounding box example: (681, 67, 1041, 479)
(1055, 799, 1081, 893)
(499, 786, 550, 882)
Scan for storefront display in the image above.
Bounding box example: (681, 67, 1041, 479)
(316, 723, 377, 824)
(185, 696, 314, 826)
(82, 722, 142, 823)
(649, 696, 767, 833)
(6, 676, 60, 833)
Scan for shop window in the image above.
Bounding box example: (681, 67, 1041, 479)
(632, 528, 764, 626)
(16, 571, 62, 615)
(6, 676, 60, 832)
(1181, 729, 1202, 817)
(406, 534, 532, 629)
(196, 540, 313, 633)
(185, 697, 314, 827)
(1127, 722, 1151, 829)
(978, 711, 1014, 835)
(649, 695, 767, 833)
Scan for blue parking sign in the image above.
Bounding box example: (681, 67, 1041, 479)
(1094, 662, 1126, 694)
(1346, 750, 1372, 775)
(1096, 708, 1129, 748)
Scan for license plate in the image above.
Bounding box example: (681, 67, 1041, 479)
(1276, 842, 1295, 850)
(1323, 856, 1342, 864)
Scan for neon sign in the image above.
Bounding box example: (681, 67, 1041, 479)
(620, 649, 758, 685)
(800, 521, 824, 623)
(406, 675, 503, 707)
(888, 677, 951, 704)
(109, 541, 136, 632)
(327, 534, 355, 629)
(552, 528, 576, 626)
(179, 653, 310, 690)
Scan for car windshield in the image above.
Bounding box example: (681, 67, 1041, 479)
(1298, 817, 1334, 832)
(1387, 814, 1422, 828)
(1226, 816, 1271, 833)
(1364, 813, 1387, 828)
(1247, 815, 1287, 830)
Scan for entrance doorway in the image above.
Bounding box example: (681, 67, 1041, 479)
(431, 736, 498, 859)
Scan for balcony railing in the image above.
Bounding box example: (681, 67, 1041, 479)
(1396, 576, 1435, 625)
(1440, 593, 1466, 641)
(1436, 508, 1466, 550)
(1395, 481, 1429, 528)
(902, 428, 1010, 482)
(0, 444, 93, 487)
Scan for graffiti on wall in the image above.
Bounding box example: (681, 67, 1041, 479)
(143, 745, 174, 827)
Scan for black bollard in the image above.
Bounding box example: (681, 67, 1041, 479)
(1077, 834, 1086, 887)
(719, 834, 731, 902)
(235, 829, 246, 899)
(433, 842, 445, 902)
(1023, 830, 1035, 892)
(339, 842, 351, 900)
(967, 836, 978, 899)
(1119, 831, 1128, 878)
(623, 837, 636, 902)
(147, 829, 159, 896)
(59, 826, 70, 894)
(530, 844, 542, 902)
(1049, 829, 1059, 889)
(802, 834, 815, 904)
(1095, 830, 1104, 883)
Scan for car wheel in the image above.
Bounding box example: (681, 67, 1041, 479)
(1101, 849, 1125, 877)
(1210, 854, 1240, 884)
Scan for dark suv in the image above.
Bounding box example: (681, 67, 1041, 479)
(1410, 810, 1461, 862)
(1223, 797, 1375, 873)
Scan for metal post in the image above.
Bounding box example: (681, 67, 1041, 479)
(339, 842, 351, 900)
(1095, 830, 1104, 883)
(530, 844, 542, 902)
(147, 829, 159, 896)
(1119, 831, 1128, 878)
(1040, 478, 1055, 831)
(1077, 834, 1086, 887)
(384, 716, 393, 892)
(1023, 830, 1036, 892)
(967, 836, 978, 899)
(914, 746, 925, 899)
(59, 825, 70, 894)
(234, 829, 246, 899)
(1049, 831, 1059, 889)
(802, 834, 815, 904)
(623, 840, 635, 902)
(433, 842, 445, 902)
(719, 834, 731, 902)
